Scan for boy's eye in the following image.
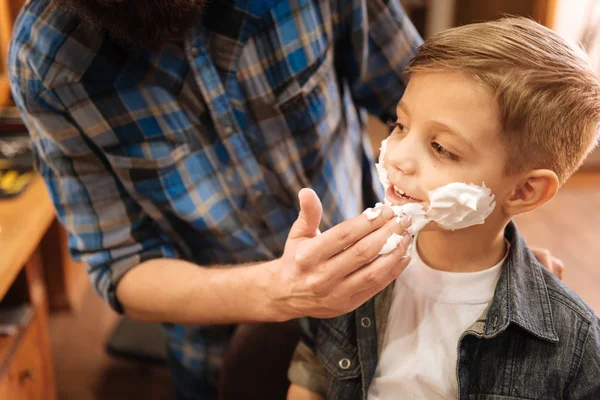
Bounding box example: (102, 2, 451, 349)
(431, 142, 460, 161)
(386, 119, 408, 134)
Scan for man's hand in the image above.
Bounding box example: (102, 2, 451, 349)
(531, 246, 565, 280)
(268, 188, 412, 321)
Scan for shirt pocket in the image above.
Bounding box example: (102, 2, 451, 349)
(315, 320, 361, 380)
(273, 48, 343, 180)
(103, 143, 192, 200)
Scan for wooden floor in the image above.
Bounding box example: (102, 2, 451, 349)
(49, 290, 175, 400)
(48, 170, 600, 400)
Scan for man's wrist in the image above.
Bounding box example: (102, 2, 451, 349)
(256, 258, 298, 323)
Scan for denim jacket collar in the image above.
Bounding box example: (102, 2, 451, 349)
(483, 222, 559, 342)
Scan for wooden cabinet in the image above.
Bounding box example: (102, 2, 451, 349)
(0, 312, 49, 400)
(1, 0, 27, 106)
(0, 178, 58, 399)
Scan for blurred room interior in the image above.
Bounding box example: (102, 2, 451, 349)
(0, 0, 598, 399)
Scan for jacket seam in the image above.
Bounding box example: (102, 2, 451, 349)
(547, 291, 593, 323)
(563, 320, 592, 395)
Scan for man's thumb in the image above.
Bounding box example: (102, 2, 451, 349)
(288, 188, 323, 240)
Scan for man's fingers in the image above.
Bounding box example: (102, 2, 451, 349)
(551, 255, 565, 280)
(530, 246, 565, 280)
(347, 253, 412, 308)
(288, 188, 323, 240)
(340, 234, 411, 293)
(328, 216, 411, 279)
(301, 206, 398, 263)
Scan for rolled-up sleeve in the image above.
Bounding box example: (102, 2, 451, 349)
(12, 87, 179, 313)
(288, 340, 328, 396)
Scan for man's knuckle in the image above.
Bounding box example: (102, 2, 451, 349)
(336, 227, 351, 243)
(365, 269, 380, 284)
(354, 242, 373, 262)
(295, 248, 311, 266)
(538, 249, 551, 259)
(306, 277, 323, 294)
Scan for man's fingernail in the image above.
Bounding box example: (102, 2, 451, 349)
(401, 232, 412, 247)
(392, 255, 412, 275)
(400, 215, 412, 229)
(381, 207, 394, 220)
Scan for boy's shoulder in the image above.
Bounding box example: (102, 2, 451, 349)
(536, 258, 600, 356)
(538, 259, 599, 328)
(536, 259, 600, 368)
(496, 224, 600, 395)
(502, 223, 599, 341)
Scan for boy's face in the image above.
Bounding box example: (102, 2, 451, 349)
(384, 71, 516, 229)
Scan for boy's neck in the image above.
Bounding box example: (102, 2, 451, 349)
(416, 222, 508, 273)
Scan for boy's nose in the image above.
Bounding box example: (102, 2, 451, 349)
(387, 154, 417, 176)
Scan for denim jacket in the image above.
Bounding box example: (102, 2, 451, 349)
(288, 223, 600, 399)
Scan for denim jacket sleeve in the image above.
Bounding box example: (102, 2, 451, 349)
(564, 315, 600, 399)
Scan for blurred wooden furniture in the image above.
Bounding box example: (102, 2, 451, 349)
(1, 0, 27, 107)
(454, 0, 557, 28)
(0, 176, 87, 399)
(0, 177, 56, 399)
(0, 176, 88, 313)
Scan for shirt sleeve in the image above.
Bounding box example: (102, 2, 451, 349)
(11, 84, 180, 313)
(565, 316, 600, 399)
(333, 0, 423, 121)
(288, 340, 328, 396)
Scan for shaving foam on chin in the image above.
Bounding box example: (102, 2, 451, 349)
(366, 182, 495, 254)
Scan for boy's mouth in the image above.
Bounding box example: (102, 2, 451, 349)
(386, 184, 424, 205)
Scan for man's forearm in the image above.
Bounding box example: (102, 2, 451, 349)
(115, 197, 413, 325)
(116, 258, 286, 325)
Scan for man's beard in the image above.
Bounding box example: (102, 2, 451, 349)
(52, 0, 209, 48)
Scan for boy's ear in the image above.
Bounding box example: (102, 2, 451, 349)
(503, 170, 559, 216)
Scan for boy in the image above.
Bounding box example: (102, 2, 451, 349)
(287, 17, 600, 399)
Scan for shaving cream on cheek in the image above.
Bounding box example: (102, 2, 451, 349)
(370, 183, 495, 255)
(426, 182, 496, 230)
(375, 138, 392, 206)
(364, 138, 496, 254)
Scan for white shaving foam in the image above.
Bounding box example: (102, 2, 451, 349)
(363, 202, 385, 220)
(379, 233, 405, 255)
(426, 182, 496, 230)
(375, 138, 392, 206)
(367, 138, 496, 254)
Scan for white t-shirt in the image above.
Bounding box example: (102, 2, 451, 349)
(368, 239, 507, 400)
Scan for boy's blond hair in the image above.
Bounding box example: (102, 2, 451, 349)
(407, 17, 600, 184)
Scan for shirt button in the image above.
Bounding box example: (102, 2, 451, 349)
(223, 126, 234, 136)
(190, 48, 200, 57)
(360, 317, 372, 328)
(338, 358, 351, 370)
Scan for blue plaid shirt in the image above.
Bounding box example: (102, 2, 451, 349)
(9, 0, 421, 387)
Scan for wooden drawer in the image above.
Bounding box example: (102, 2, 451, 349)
(0, 311, 48, 400)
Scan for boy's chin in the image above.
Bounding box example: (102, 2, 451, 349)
(417, 222, 439, 233)
(417, 221, 466, 234)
